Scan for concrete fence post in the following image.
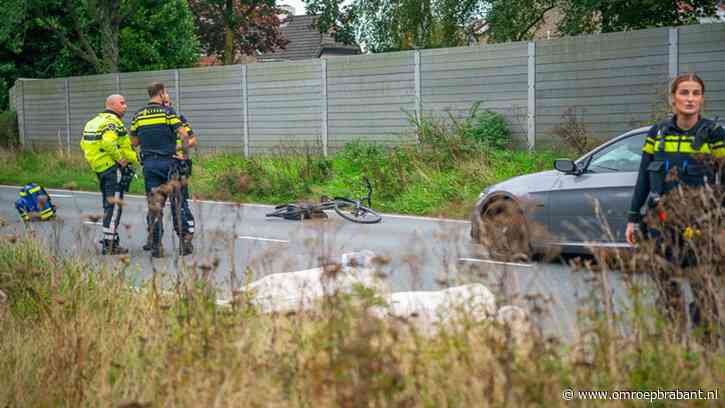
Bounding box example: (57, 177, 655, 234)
(18, 80, 26, 147)
(414, 50, 422, 139)
(65, 78, 71, 154)
(174, 69, 181, 110)
(527, 42, 536, 150)
(321, 59, 328, 157)
(668, 27, 679, 79)
(242, 64, 250, 157)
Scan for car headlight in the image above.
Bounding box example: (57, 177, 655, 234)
(478, 187, 492, 200)
(476, 187, 492, 205)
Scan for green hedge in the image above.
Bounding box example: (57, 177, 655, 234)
(0, 110, 19, 147)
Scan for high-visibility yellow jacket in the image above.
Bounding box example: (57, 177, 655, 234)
(175, 113, 197, 159)
(628, 116, 725, 223)
(80, 110, 139, 173)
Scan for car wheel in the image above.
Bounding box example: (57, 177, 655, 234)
(478, 199, 531, 262)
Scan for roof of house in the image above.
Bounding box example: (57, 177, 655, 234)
(259, 14, 360, 61)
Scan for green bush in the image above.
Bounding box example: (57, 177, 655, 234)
(0, 110, 19, 147)
(464, 107, 511, 149)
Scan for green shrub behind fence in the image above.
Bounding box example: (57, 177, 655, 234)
(0, 110, 18, 147)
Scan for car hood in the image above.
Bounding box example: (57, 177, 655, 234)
(484, 170, 560, 198)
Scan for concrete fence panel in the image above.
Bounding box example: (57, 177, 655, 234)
(68, 74, 116, 148)
(11, 22, 725, 152)
(535, 27, 670, 147)
(22, 79, 68, 148)
(421, 42, 529, 145)
(326, 51, 417, 151)
(247, 60, 322, 154)
(178, 65, 245, 151)
(678, 23, 725, 118)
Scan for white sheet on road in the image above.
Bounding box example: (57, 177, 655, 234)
(244, 263, 386, 313)
(373, 284, 497, 326)
(241, 251, 505, 332)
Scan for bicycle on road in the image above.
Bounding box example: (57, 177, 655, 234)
(266, 178, 382, 224)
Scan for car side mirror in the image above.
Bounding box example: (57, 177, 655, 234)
(554, 159, 578, 175)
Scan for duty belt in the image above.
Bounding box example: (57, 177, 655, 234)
(140, 152, 174, 161)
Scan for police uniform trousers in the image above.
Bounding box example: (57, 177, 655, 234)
(642, 223, 719, 337)
(97, 165, 124, 243)
(143, 157, 195, 247)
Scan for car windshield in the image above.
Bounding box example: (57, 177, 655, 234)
(579, 132, 647, 173)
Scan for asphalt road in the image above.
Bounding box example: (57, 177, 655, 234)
(0, 185, 649, 338)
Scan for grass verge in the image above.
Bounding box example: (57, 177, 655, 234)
(0, 143, 561, 220)
(0, 235, 722, 406)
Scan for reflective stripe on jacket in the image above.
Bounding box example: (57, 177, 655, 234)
(80, 111, 138, 173)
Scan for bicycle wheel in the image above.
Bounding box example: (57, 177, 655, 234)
(334, 199, 382, 224)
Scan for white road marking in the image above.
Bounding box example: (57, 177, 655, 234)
(237, 235, 289, 244)
(1, 185, 469, 224)
(50, 194, 74, 198)
(83, 221, 103, 226)
(458, 257, 533, 268)
(382, 213, 468, 223)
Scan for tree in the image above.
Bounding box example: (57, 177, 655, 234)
(119, 0, 201, 72)
(304, 0, 486, 52)
(482, 0, 558, 42)
(307, 0, 720, 50)
(558, 0, 719, 36)
(484, 0, 720, 43)
(5, 0, 200, 74)
(189, 0, 289, 65)
(0, 0, 200, 110)
(30, 0, 128, 73)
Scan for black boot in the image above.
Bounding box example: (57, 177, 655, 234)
(101, 239, 129, 255)
(180, 239, 193, 256)
(142, 240, 153, 251)
(150, 245, 164, 258)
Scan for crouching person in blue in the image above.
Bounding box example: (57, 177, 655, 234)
(625, 73, 725, 337)
(131, 82, 193, 258)
(80, 94, 139, 255)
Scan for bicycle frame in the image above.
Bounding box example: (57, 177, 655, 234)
(267, 176, 381, 224)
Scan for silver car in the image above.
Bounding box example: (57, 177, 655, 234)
(471, 126, 652, 255)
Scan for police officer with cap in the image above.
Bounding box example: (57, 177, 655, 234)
(80, 94, 139, 255)
(131, 82, 192, 258)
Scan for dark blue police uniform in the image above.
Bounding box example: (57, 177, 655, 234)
(130, 102, 193, 257)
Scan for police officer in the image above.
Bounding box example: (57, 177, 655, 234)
(141, 98, 197, 252)
(626, 73, 725, 330)
(131, 82, 192, 258)
(80, 94, 139, 255)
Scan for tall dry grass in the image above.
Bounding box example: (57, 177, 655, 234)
(1, 219, 723, 407)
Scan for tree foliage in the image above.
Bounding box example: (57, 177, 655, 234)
(120, 0, 201, 72)
(306, 0, 720, 50)
(0, 0, 199, 110)
(482, 0, 558, 42)
(304, 0, 486, 52)
(557, 0, 719, 36)
(188, 0, 289, 65)
(485, 0, 720, 42)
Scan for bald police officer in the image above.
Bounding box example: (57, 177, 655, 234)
(80, 94, 139, 255)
